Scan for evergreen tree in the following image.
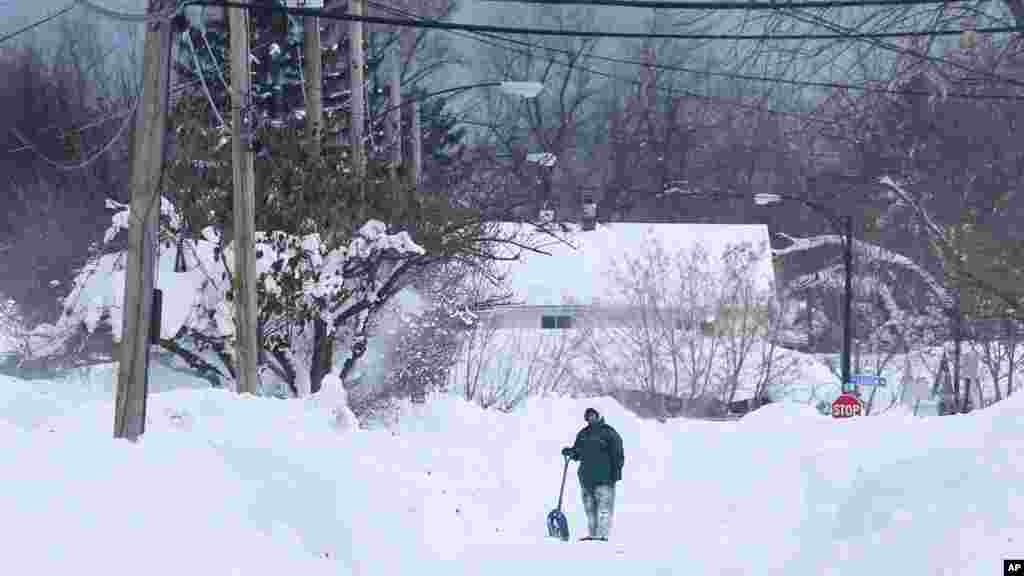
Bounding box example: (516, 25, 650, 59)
(172, 4, 466, 185)
(153, 4, 485, 395)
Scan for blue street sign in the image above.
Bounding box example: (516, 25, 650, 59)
(849, 374, 886, 387)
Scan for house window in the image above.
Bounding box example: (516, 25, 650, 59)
(541, 315, 574, 329)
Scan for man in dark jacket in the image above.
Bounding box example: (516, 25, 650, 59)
(561, 407, 624, 541)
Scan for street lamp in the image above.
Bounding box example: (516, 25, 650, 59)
(371, 80, 544, 121)
(700, 189, 855, 390)
(370, 80, 542, 185)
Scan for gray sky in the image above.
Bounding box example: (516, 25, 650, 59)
(1, 0, 144, 40)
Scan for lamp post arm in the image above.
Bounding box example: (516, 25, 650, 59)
(370, 81, 504, 123)
(761, 192, 845, 234)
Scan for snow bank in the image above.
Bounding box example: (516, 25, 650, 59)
(0, 367, 1022, 575)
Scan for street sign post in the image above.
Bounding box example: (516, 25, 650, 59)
(849, 374, 886, 387)
(832, 393, 863, 418)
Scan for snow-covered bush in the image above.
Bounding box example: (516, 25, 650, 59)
(51, 197, 425, 397)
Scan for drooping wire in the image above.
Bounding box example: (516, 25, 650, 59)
(184, 29, 228, 129)
(9, 80, 143, 172)
(78, 0, 184, 23)
(199, 5, 231, 92)
(0, 2, 78, 45)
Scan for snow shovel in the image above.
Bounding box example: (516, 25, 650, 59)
(546, 454, 571, 541)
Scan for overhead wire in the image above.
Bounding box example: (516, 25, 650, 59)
(198, 5, 231, 92)
(778, 5, 1024, 88)
(9, 79, 143, 171)
(184, 29, 228, 128)
(3, 0, 188, 165)
(361, 1, 852, 130)
(0, 2, 78, 45)
(475, 0, 972, 10)
(435, 5, 1024, 99)
(363, 0, 1024, 158)
(77, 0, 183, 23)
(5, 107, 135, 155)
(66, 0, 1021, 155)
(184, 0, 1024, 42)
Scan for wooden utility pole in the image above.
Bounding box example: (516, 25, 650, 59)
(410, 101, 421, 185)
(303, 10, 323, 158)
(348, 0, 366, 180)
(229, 4, 259, 395)
(114, 0, 173, 441)
(386, 44, 401, 183)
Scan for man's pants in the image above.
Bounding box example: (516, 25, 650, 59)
(581, 483, 616, 539)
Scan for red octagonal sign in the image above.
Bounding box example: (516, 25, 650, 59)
(832, 393, 863, 418)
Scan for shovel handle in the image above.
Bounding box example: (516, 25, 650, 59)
(557, 453, 571, 510)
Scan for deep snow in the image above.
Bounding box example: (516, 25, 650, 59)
(0, 367, 1021, 575)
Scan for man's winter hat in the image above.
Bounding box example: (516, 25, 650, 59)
(584, 407, 600, 419)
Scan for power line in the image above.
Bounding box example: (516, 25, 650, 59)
(478, 0, 966, 10)
(4, 78, 203, 157)
(366, 0, 1024, 117)
(362, 0, 851, 131)
(9, 80, 142, 171)
(184, 30, 227, 128)
(77, 0, 183, 23)
(779, 5, 1024, 89)
(0, 0, 184, 46)
(185, 0, 1023, 41)
(0, 2, 78, 45)
(5, 108, 133, 154)
(405, 1, 1024, 100)
(3, 78, 201, 156)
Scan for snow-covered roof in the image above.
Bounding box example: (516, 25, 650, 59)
(493, 222, 775, 307)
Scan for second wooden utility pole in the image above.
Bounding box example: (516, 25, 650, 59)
(229, 4, 259, 395)
(303, 10, 323, 159)
(410, 101, 421, 185)
(386, 44, 401, 183)
(114, 0, 173, 441)
(348, 0, 366, 180)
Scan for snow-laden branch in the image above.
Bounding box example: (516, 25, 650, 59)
(878, 176, 948, 246)
(773, 231, 952, 308)
(880, 175, 1024, 310)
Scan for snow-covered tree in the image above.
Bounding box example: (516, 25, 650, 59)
(51, 193, 555, 398)
(383, 289, 476, 402)
(50, 195, 426, 396)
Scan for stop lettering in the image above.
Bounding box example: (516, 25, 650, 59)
(831, 393, 863, 418)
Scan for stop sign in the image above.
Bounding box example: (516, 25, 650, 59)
(832, 393, 863, 418)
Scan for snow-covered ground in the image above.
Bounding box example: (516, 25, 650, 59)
(1, 366, 1021, 575)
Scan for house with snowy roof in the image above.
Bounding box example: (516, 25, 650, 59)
(447, 222, 780, 415)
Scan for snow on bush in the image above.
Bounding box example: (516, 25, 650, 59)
(49, 197, 425, 399)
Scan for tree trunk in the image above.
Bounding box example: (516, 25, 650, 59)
(339, 335, 369, 388)
(309, 318, 332, 394)
(1008, 318, 1017, 397)
(953, 298, 962, 412)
